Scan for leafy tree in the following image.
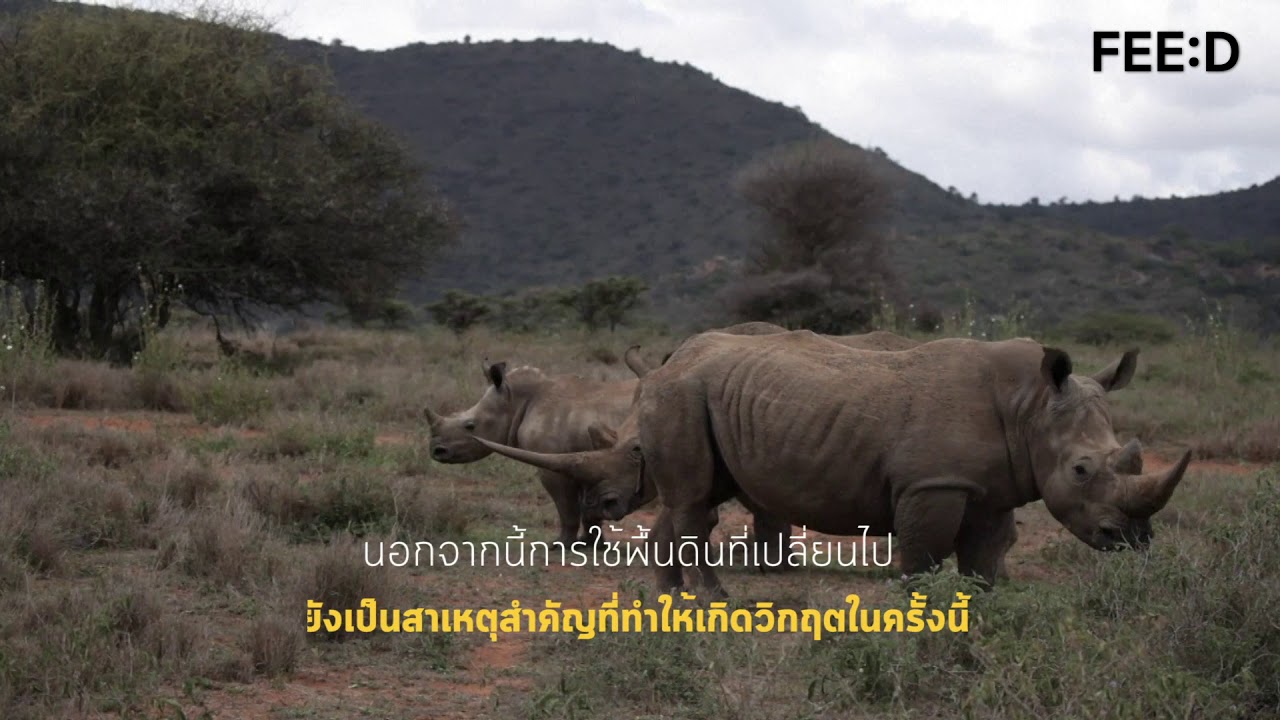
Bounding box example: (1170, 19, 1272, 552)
(559, 276, 648, 332)
(0, 4, 457, 360)
(723, 137, 897, 332)
(733, 137, 891, 274)
(721, 268, 882, 334)
(426, 290, 489, 337)
(486, 287, 575, 333)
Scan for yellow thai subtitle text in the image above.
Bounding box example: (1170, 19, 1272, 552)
(305, 591, 972, 642)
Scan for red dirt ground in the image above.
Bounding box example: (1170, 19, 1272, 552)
(18, 409, 1260, 477)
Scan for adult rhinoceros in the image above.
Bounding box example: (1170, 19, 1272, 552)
(473, 330, 1181, 597)
(620, 324, 924, 557)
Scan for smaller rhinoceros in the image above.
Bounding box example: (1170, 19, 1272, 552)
(424, 362, 634, 546)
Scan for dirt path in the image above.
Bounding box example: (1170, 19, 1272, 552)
(13, 408, 1265, 472)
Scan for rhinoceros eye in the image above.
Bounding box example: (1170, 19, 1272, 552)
(464, 420, 476, 431)
(1073, 464, 1088, 478)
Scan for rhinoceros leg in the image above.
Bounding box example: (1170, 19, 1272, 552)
(956, 509, 1016, 587)
(577, 497, 606, 547)
(537, 469, 584, 547)
(732, 495, 792, 572)
(648, 507, 685, 591)
(668, 504, 727, 598)
(893, 483, 969, 580)
(639, 387, 727, 596)
(750, 512, 792, 572)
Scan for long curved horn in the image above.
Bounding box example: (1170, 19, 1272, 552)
(623, 345, 654, 378)
(1114, 449, 1192, 517)
(1109, 438, 1143, 474)
(472, 437, 604, 480)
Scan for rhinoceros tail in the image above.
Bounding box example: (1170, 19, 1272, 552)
(624, 345, 655, 378)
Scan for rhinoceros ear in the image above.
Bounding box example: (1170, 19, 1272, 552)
(1040, 347, 1073, 393)
(1092, 348, 1138, 392)
(486, 361, 508, 389)
(587, 422, 618, 450)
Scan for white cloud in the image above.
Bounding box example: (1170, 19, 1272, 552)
(84, 0, 1278, 204)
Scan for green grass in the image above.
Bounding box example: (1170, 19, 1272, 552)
(0, 321, 1276, 719)
(522, 470, 1280, 720)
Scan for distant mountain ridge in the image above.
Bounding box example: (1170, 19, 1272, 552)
(998, 177, 1280, 247)
(304, 36, 1276, 331)
(3, 0, 1276, 332)
(310, 38, 981, 286)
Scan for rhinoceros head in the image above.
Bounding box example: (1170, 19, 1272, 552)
(423, 360, 519, 463)
(1031, 346, 1191, 552)
(472, 412, 647, 521)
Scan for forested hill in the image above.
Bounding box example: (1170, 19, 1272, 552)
(3, 0, 1276, 331)
(307, 37, 985, 295)
(304, 36, 1280, 331)
(998, 178, 1280, 258)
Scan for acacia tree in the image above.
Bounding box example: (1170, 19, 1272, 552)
(723, 136, 898, 333)
(0, 4, 457, 360)
(426, 290, 490, 337)
(560, 276, 648, 332)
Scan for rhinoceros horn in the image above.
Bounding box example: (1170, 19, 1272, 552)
(1113, 449, 1192, 517)
(1109, 438, 1143, 474)
(472, 437, 606, 482)
(423, 405, 443, 427)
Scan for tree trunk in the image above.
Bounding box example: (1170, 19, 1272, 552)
(153, 296, 171, 330)
(48, 282, 82, 355)
(87, 283, 121, 360)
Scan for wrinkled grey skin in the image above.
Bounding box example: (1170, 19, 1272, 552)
(623, 322, 920, 378)
(828, 330, 920, 351)
(477, 331, 1184, 598)
(425, 358, 791, 564)
(618, 324, 922, 564)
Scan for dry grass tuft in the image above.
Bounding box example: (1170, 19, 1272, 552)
(293, 533, 406, 642)
(242, 613, 303, 677)
(4, 359, 135, 410)
(18, 520, 66, 575)
(150, 448, 222, 510)
(1192, 417, 1280, 463)
(0, 576, 200, 717)
(156, 497, 285, 588)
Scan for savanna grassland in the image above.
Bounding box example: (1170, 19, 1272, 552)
(1, 312, 1278, 720)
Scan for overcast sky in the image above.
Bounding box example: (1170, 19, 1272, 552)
(101, 0, 1278, 204)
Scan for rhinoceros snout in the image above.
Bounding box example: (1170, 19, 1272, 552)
(1097, 521, 1153, 552)
(1129, 521, 1154, 549)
